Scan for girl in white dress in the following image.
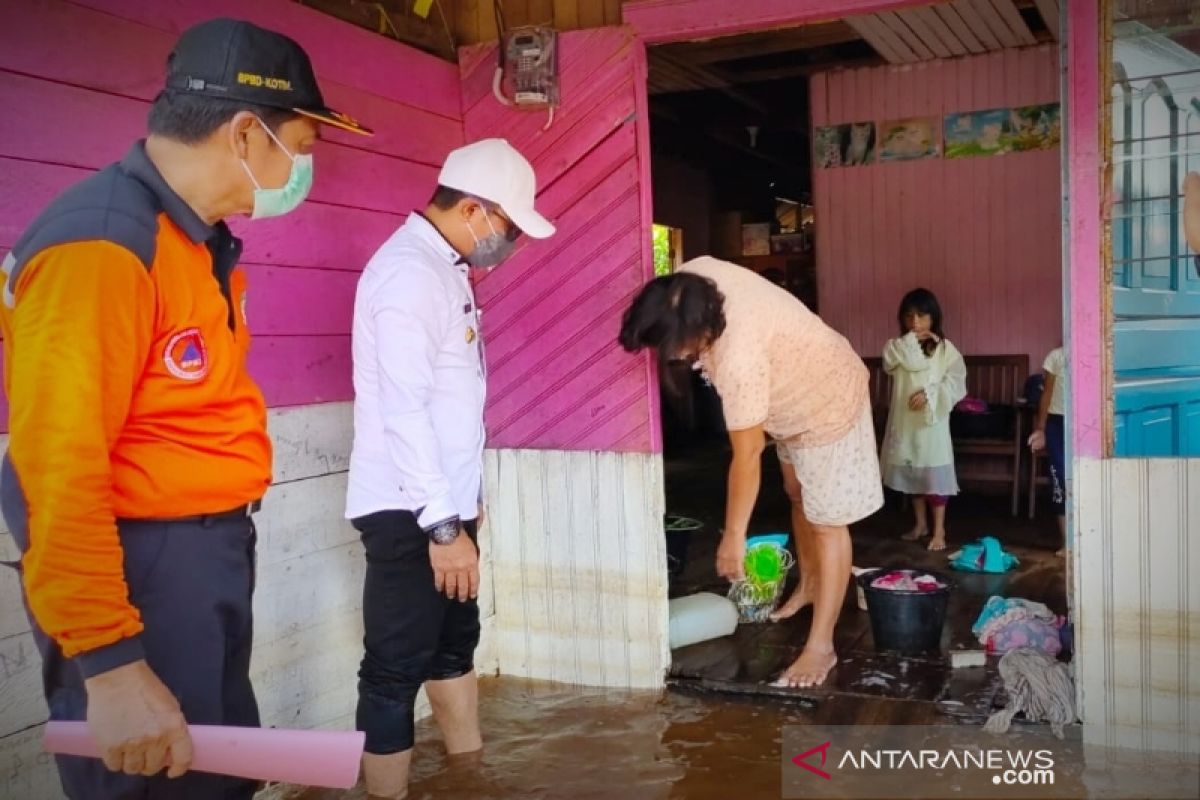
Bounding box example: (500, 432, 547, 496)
(880, 288, 967, 551)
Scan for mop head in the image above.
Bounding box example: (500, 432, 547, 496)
(983, 646, 1076, 738)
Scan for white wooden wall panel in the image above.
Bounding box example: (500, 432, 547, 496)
(1075, 457, 1200, 755)
(484, 449, 669, 689)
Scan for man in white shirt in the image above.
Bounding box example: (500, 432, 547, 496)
(346, 138, 554, 798)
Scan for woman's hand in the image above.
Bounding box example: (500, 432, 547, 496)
(1028, 429, 1046, 452)
(908, 389, 928, 411)
(716, 532, 746, 581)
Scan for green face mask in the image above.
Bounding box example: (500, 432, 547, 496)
(240, 117, 313, 220)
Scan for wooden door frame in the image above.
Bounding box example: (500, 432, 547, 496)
(624, 0, 1103, 460)
(622, 0, 1103, 705)
(623, 0, 933, 44)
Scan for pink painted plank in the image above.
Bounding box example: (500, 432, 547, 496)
(484, 164, 640, 375)
(475, 123, 639, 306)
(465, 28, 655, 453)
(231, 204, 402, 271)
(304, 82, 464, 166)
(457, 42, 496, 90)
(71, 0, 462, 120)
(488, 70, 636, 194)
(518, 369, 650, 452)
(486, 196, 641, 403)
(247, 335, 352, 408)
(0, 71, 146, 167)
(246, 267, 359, 336)
(1, 0, 167, 100)
(1064, 0, 1102, 457)
(3, 3, 462, 166)
(489, 343, 647, 446)
(0, 158, 92, 248)
(624, 0, 934, 44)
(0, 72, 440, 216)
(631, 40, 661, 453)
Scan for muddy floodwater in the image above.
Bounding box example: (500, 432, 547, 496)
(289, 676, 826, 800)
(284, 676, 1197, 800)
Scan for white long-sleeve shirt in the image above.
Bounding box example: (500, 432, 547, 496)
(345, 214, 486, 528)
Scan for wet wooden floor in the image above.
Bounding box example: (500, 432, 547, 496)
(664, 434, 1069, 721)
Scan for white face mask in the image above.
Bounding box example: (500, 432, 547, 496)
(240, 117, 313, 220)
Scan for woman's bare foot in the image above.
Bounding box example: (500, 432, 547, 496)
(927, 533, 947, 552)
(901, 526, 929, 542)
(1055, 547, 1066, 557)
(772, 646, 838, 688)
(770, 582, 814, 622)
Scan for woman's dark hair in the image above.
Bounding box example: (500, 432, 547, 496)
(619, 273, 727, 405)
(897, 287, 945, 355)
(147, 91, 296, 145)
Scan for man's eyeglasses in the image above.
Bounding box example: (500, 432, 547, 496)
(492, 208, 523, 242)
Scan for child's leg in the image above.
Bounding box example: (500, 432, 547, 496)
(901, 495, 929, 540)
(927, 495, 948, 551)
(1046, 414, 1067, 556)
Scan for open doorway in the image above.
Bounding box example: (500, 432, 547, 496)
(649, 7, 1070, 706)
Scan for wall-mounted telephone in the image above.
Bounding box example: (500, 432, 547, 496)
(492, 26, 560, 127)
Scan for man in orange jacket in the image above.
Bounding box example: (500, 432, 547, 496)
(0, 18, 369, 798)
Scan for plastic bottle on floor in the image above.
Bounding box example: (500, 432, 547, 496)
(668, 592, 740, 650)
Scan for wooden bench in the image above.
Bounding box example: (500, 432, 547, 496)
(863, 354, 1028, 516)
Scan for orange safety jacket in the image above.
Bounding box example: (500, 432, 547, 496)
(0, 141, 272, 677)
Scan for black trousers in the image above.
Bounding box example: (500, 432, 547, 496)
(12, 516, 260, 800)
(354, 510, 480, 754)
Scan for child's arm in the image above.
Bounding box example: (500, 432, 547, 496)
(916, 341, 967, 425)
(1028, 372, 1056, 452)
(882, 331, 929, 374)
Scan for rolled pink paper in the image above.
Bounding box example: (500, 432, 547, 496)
(44, 722, 364, 790)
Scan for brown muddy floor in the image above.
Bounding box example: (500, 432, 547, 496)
(292, 436, 1080, 799)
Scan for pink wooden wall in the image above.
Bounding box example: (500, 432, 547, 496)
(1063, 0, 1103, 458)
(811, 45, 1063, 367)
(460, 27, 659, 453)
(0, 0, 464, 429)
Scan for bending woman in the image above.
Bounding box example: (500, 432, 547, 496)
(619, 257, 883, 687)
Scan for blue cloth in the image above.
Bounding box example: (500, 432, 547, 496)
(949, 536, 1019, 574)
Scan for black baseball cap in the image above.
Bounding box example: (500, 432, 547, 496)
(165, 18, 372, 136)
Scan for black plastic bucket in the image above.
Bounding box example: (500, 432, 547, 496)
(858, 569, 952, 655)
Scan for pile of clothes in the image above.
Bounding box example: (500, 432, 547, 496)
(870, 570, 945, 592)
(972, 596, 1065, 656)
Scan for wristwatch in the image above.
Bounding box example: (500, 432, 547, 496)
(427, 518, 461, 545)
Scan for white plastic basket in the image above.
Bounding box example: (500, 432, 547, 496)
(727, 547, 795, 623)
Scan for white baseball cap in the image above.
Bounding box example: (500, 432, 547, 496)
(437, 138, 556, 240)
